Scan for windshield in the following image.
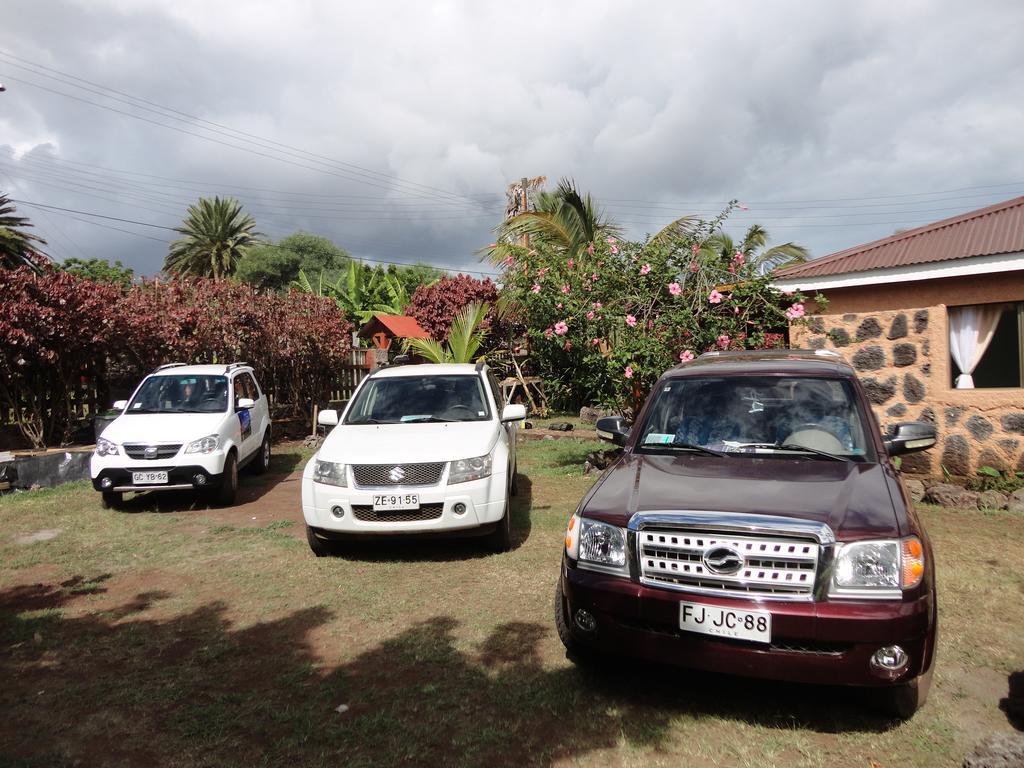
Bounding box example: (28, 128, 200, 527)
(636, 375, 874, 460)
(344, 374, 492, 424)
(126, 375, 229, 414)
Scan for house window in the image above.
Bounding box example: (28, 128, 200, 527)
(949, 303, 1022, 388)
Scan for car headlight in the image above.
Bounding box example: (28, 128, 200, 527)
(313, 460, 348, 487)
(830, 536, 925, 597)
(185, 435, 220, 454)
(578, 518, 627, 571)
(448, 453, 492, 484)
(95, 437, 119, 457)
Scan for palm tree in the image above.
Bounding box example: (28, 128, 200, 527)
(0, 193, 47, 270)
(484, 178, 621, 264)
(699, 224, 809, 275)
(403, 302, 490, 363)
(164, 197, 261, 279)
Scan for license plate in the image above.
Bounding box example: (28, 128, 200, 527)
(679, 601, 771, 644)
(132, 471, 168, 485)
(372, 493, 420, 511)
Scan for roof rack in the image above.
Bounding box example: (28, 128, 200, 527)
(153, 362, 187, 372)
(224, 362, 250, 373)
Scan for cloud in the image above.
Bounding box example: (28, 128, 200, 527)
(1, 0, 1022, 276)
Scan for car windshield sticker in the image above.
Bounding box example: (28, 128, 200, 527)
(644, 433, 675, 444)
(400, 414, 432, 422)
(238, 408, 252, 440)
(478, 411, 486, 416)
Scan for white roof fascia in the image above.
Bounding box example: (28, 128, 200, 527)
(772, 251, 1024, 292)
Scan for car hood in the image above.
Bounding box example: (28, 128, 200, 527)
(319, 421, 499, 464)
(583, 453, 901, 539)
(101, 413, 227, 445)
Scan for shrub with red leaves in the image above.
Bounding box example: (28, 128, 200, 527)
(407, 274, 500, 341)
(0, 269, 351, 448)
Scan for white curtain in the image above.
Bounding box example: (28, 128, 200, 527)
(948, 304, 1008, 388)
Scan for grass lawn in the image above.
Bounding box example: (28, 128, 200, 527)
(1, 436, 1021, 767)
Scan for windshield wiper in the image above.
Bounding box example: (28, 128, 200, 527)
(400, 416, 456, 423)
(347, 417, 386, 425)
(734, 443, 851, 462)
(641, 442, 728, 457)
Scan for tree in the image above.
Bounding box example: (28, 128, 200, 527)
(57, 257, 135, 287)
(0, 193, 47, 271)
(407, 274, 500, 341)
(235, 232, 350, 290)
(164, 196, 261, 279)
(403, 302, 490, 363)
(699, 224, 809, 275)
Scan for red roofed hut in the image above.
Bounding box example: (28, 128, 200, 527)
(357, 314, 431, 367)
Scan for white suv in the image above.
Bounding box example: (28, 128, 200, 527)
(301, 362, 526, 555)
(91, 363, 272, 508)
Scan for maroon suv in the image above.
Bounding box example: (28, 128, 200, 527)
(555, 349, 938, 718)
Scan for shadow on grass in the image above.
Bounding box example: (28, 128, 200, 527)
(1002, 671, 1024, 730)
(0, 578, 902, 768)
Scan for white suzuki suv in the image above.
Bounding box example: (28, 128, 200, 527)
(301, 362, 526, 555)
(91, 362, 272, 508)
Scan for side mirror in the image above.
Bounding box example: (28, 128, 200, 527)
(112, 400, 128, 411)
(318, 409, 339, 427)
(884, 421, 936, 456)
(501, 404, 527, 422)
(596, 415, 631, 446)
(237, 397, 256, 410)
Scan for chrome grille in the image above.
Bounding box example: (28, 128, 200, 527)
(351, 503, 444, 522)
(351, 462, 445, 487)
(123, 444, 182, 460)
(638, 527, 820, 600)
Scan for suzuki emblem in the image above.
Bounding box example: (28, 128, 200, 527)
(389, 466, 406, 483)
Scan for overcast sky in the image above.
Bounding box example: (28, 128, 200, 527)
(2, 0, 1023, 278)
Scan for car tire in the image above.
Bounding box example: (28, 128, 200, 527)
(306, 525, 336, 557)
(487, 500, 513, 553)
(251, 432, 271, 475)
(510, 464, 519, 496)
(101, 490, 123, 510)
(216, 452, 238, 506)
(554, 579, 599, 665)
(876, 668, 932, 719)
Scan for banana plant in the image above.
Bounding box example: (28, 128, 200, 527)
(403, 302, 490, 363)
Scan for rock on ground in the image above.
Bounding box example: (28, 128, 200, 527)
(962, 732, 1024, 768)
(978, 490, 1009, 510)
(924, 483, 981, 508)
(579, 406, 611, 424)
(904, 478, 926, 503)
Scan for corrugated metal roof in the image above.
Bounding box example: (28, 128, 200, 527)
(774, 195, 1024, 279)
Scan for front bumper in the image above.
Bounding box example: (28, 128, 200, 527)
(91, 463, 225, 493)
(301, 469, 508, 534)
(560, 559, 936, 688)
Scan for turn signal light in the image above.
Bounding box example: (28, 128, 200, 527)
(901, 536, 925, 589)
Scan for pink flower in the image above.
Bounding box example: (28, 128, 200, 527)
(728, 265, 736, 274)
(591, 273, 599, 282)
(537, 267, 549, 277)
(708, 290, 724, 304)
(489, 243, 497, 248)
(610, 244, 619, 255)
(531, 284, 541, 294)
(606, 237, 617, 244)
(561, 284, 570, 294)
(567, 258, 575, 268)
(556, 302, 563, 309)
(625, 314, 637, 327)
(583, 284, 592, 292)
(504, 254, 515, 267)
(624, 365, 633, 379)
(586, 310, 595, 320)
(592, 301, 602, 309)
(563, 340, 572, 351)
(691, 244, 699, 255)
(717, 334, 730, 349)
(734, 307, 740, 315)
(668, 282, 682, 296)
(640, 263, 651, 275)
(543, 327, 554, 339)
(733, 251, 745, 265)
(679, 350, 695, 362)
(554, 320, 569, 336)
(591, 338, 601, 346)
(689, 261, 699, 273)
(586, 242, 595, 256)
(785, 302, 806, 320)
(738, 203, 749, 211)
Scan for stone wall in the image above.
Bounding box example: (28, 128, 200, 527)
(792, 304, 1024, 478)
